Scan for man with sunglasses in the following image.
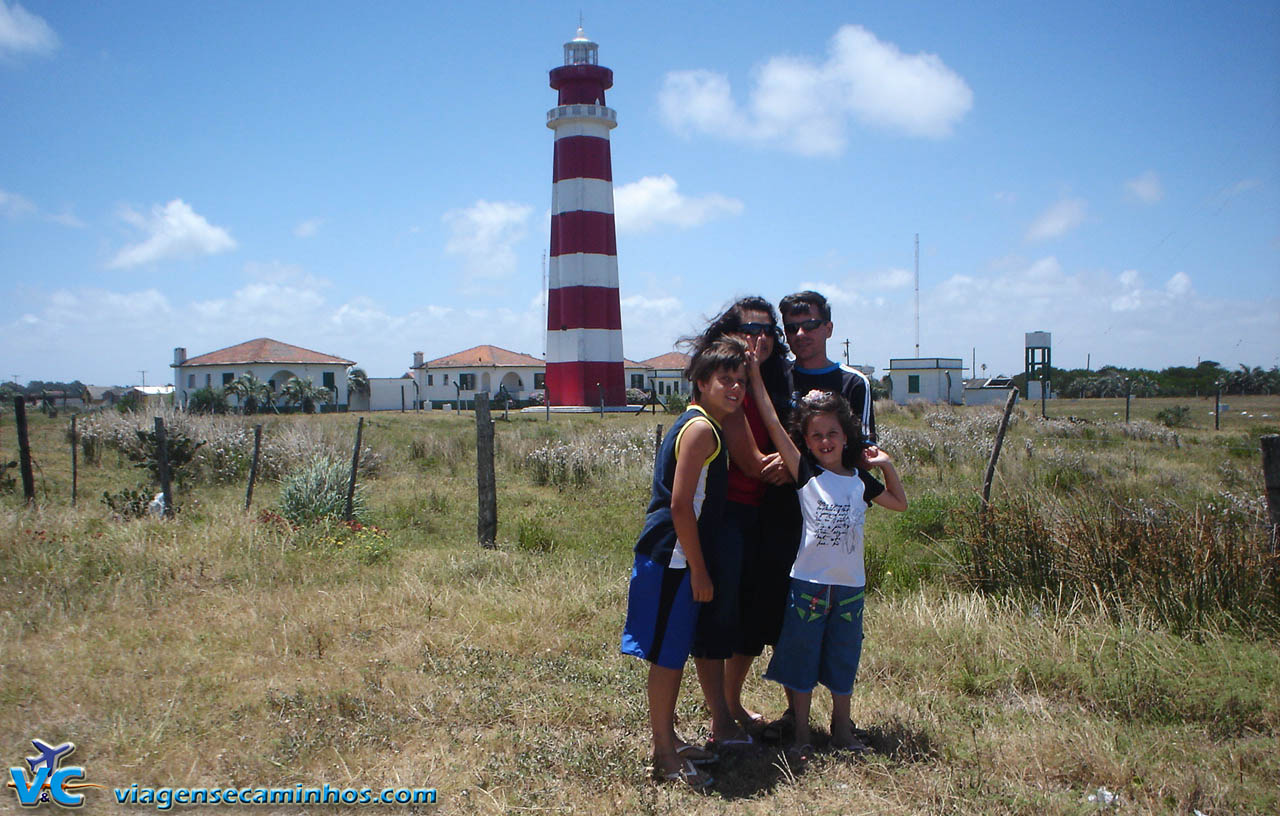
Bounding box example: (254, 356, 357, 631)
(779, 290, 876, 444)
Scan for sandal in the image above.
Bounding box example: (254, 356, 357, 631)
(830, 734, 872, 754)
(760, 709, 795, 743)
(675, 743, 719, 765)
(784, 743, 814, 765)
(735, 712, 768, 738)
(652, 759, 713, 789)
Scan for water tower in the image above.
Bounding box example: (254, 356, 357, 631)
(1024, 331, 1051, 401)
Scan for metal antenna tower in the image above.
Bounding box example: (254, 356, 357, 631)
(914, 233, 920, 356)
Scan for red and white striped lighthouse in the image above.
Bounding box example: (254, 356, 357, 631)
(545, 26, 626, 407)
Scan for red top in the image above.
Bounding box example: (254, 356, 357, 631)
(726, 391, 772, 506)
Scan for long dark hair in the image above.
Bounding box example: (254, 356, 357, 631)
(680, 296, 790, 417)
(790, 390, 865, 469)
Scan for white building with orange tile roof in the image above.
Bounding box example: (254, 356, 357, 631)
(172, 338, 354, 410)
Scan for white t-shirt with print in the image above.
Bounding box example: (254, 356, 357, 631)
(790, 457, 884, 588)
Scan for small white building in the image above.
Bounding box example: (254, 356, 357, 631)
(413, 345, 546, 409)
(172, 338, 354, 411)
(963, 376, 1018, 407)
(887, 357, 964, 405)
(639, 352, 693, 402)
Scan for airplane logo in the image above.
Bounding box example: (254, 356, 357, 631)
(27, 740, 74, 774)
(7, 739, 103, 808)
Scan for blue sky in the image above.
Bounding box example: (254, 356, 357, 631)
(2, 1, 1277, 386)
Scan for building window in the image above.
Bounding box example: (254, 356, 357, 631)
(443, 374, 449, 385)
(322, 371, 335, 390)
(908, 375, 920, 394)
(205, 373, 211, 387)
(187, 374, 194, 388)
(222, 372, 234, 386)
(534, 373, 545, 389)
(427, 374, 433, 386)
(630, 374, 645, 389)
(458, 373, 476, 390)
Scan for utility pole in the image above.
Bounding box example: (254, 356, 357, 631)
(842, 339, 851, 365)
(139, 370, 147, 387)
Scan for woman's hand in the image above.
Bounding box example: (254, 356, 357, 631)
(690, 567, 714, 603)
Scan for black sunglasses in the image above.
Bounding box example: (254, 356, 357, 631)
(783, 318, 825, 334)
(737, 321, 779, 337)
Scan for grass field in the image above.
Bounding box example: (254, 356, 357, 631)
(2, 396, 1278, 814)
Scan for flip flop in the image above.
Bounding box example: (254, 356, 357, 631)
(674, 744, 719, 765)
(707, 733, 754, 750)
(652, 759, 713, 789)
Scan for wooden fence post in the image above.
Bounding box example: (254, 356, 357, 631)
(154, 417, 172, 517)
(981, 387, 1019, 509)
(1262, 435, 1280, 552)
(344, 416, 364, 521)
(70, 415, 78, 507)
(244, 423, 263, 511)
(14, 397, 34, 505)
(475, 392, 497, 548)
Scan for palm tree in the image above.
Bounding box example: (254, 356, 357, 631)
(282, 377, 330, 414)
(226, 372, 273, 414)
(347, 368, 370, 410)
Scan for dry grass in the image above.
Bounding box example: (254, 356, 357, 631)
(1, 402, 1278, 814)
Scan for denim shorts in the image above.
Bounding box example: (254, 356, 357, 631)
(763, 578, 865, 695)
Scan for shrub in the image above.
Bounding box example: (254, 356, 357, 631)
(125, 425, 205, 485)
(625, 388, 651, 405)
(278, 454, 367, 525)
(187, 387, 227, 414)
(1156, 404, 1192, 428)
(102, 485, 158, 519)
(516, 518, 556, 553)
(664, 393, 689, 415)
(955, 494, 1280, 635)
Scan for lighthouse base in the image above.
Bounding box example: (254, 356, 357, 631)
(545, 360, 627, 407)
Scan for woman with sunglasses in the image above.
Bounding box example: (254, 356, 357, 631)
(678, 296, 796, 748)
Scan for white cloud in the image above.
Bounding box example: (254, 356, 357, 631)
(795, 281, 867, 307)
(1125, 170, 1164, 203)
(1166, 271, 1192, 297)
(659, 24, 972, 156)
(1025, 197, 1087, 242)
(0, 188, 35, 217)
(294, 218, 323, 238)
(108, 199, 237, 268)
(614, 175, 743, 233)
(0, 1, 57, 58)
(442, 200, 533, 287)
(868, 267, 913, 290)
